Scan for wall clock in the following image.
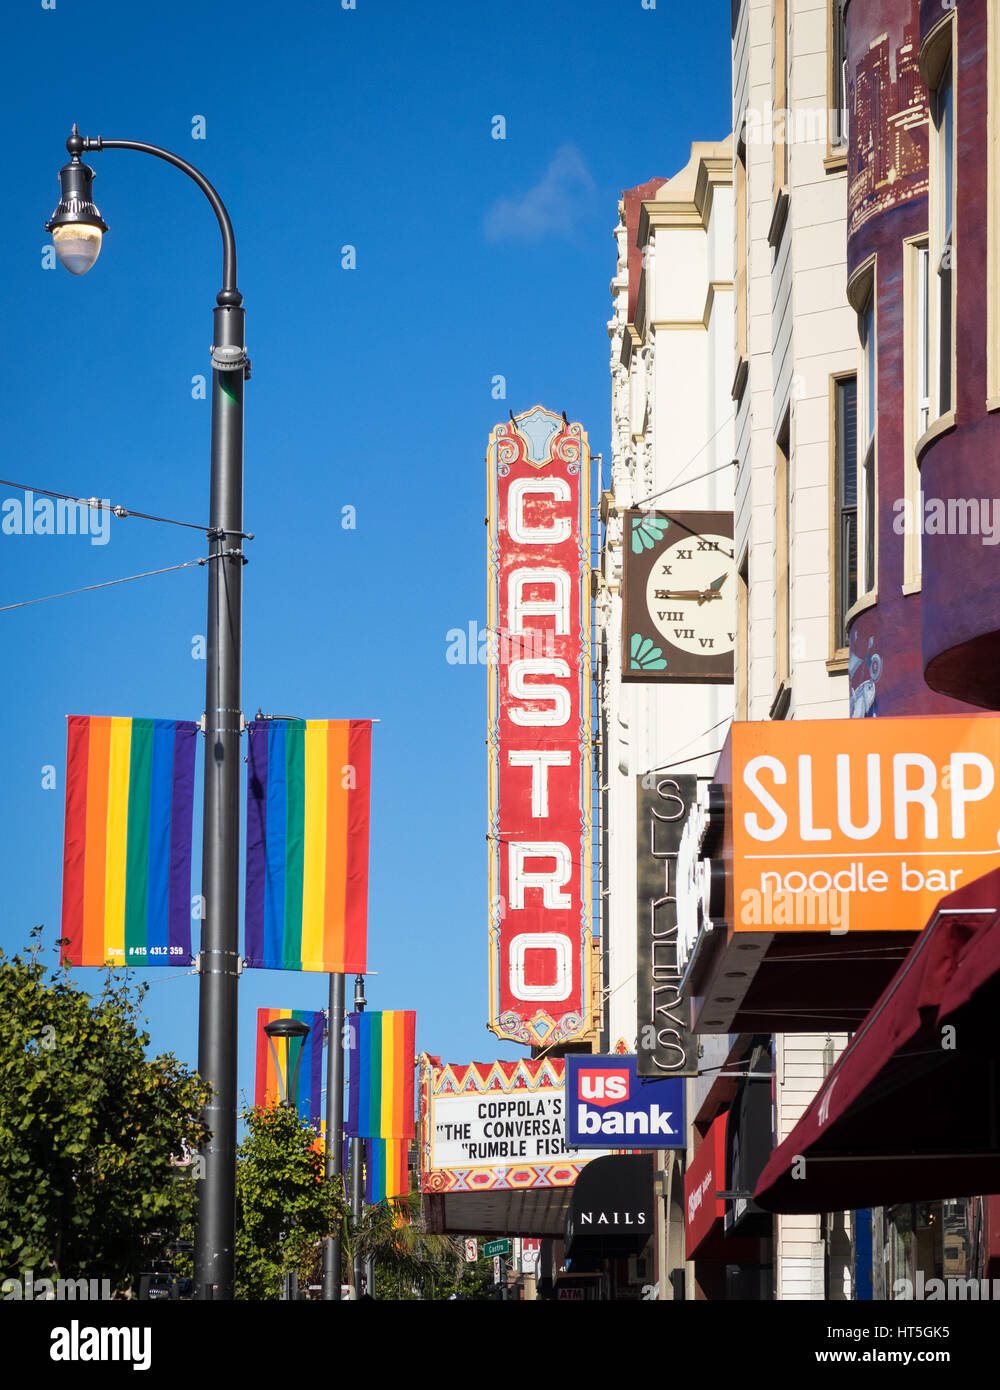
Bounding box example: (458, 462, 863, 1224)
(621, 509, 735, 683)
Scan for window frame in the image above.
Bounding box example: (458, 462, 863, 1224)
(775, 410, 792, 693)
(737, 549, 750, 720)
(845, 255, 878, 623)
(988, 0, 1000, 407)
(916, 242, 931, 440)
(827, 0, 849, 164)
(923, 15, 957, 433)
(829, 372, 858, 663)
(736, 133, 748, 365)
(773, 0, 789, 202)
(858, 286, 877, 600)
(903, 236, 929, 591)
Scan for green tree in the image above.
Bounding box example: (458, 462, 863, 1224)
(234, 1104, 342, 1300)
(0, 931, 210, 1293)
(430, 1245, 500, 1301)
(341, 1187, 462, 1300)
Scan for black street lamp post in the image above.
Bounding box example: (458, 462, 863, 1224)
(262, 1016, 312, 1111)
(262, 1015, 312, 1302)
(47, 126, 249, 1300)
(351, 974, 366, 1298)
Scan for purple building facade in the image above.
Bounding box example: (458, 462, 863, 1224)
(844, 0, 978, 720)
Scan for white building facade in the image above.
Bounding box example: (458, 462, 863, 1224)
(597, 141, 736, 1296)
(731, 0, 856, 1299)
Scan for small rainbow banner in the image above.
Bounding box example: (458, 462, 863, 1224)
(254, 1007, 326, 1128)
(346, 1011, 416, 1139)
(61, 716, 197, 967)
(366, 1138, 410, 1204)
(245, 719, 372, 973)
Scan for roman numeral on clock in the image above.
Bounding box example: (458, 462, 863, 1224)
(657, 610, 684, 621)
(699, 638, 715, 649)
(673, 628, 695, 640)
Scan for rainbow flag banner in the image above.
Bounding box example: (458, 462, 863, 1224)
(365, 1138, 410, 1204)
(61, 715, 197, 967)
(244, 719, 372, 973)
(254, 1007, 326, 1128)
(346, 1010, 416, 1139)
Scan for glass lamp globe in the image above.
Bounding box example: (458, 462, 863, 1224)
(52, 222, 103, 275)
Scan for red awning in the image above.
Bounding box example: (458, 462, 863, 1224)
(684, 1110, 765, 1261)
(685, 1113, 727, 1259)
(754, 868, 1000, 1214)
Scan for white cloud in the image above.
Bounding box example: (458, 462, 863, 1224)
(483, 145, 596, 243)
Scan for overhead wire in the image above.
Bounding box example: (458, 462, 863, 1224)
(0, 476, 252, 538)
(632, 413, 735, 508)
(0, 559, 205, 613)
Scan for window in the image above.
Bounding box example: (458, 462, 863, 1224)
(988, 1, 1000, 404)
(776, 412, 791, 689)
(916, 243, 931, 438)
(859, 291, 877, 594)
(831, 0, 849, 151)
(736, 136, 748, 363)
(774, 0, 789, 199)
(737, 552, 749, 719)
(931, 46, 955, 419)
(832, 375, 858, 648)
(903, 238, 929, 588)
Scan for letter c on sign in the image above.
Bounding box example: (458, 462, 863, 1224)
(509, 933, 571, 1001)
(508, 478, 571, 544)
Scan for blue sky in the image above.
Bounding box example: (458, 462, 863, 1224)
(1, 0, 731, 1106)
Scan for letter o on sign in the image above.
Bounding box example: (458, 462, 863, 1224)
(509, 933, 571, 1001)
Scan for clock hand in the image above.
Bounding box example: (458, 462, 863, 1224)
(696, 574, 729, 605)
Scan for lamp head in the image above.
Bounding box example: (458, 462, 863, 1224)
(46, 126, 108, 275)
(263, 1018, 312, 1041)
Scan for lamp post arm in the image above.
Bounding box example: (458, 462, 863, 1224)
(78, 134, 240, 303)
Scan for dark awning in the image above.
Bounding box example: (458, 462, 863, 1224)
(754, 868, 1000, 1214)
(724, 1053, 774, 1236)
(564, 1155, 654, 1258)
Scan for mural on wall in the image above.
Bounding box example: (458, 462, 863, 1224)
(847, 1, 927, 238)
(849, 627, 883, 718)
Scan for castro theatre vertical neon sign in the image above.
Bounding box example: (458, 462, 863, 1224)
(487, 405, 593, 1046)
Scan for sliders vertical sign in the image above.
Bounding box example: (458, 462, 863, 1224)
(487, 406, 593, 1047)
(636, 774, 698, 1076)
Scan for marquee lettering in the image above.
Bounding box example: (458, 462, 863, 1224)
(487, 409, 592, 1043)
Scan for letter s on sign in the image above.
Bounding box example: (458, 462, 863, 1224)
(742, 755, 788, 841)
(509, 659, 571, 726)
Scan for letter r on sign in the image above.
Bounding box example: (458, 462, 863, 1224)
(508, 842, 572, 908)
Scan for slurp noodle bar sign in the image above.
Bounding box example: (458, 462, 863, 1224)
(723, 717, 1000, 935)
(486, 406, 592, 1046)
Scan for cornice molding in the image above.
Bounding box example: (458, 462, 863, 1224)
(637, 151, 734, 241)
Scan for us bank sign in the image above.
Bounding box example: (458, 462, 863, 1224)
(486, 406, 593, 1047)
(565, 1056, 686, 1150)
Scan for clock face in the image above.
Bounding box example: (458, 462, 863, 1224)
(622, 509, 736, 683)
(645, 533, 736, 657)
